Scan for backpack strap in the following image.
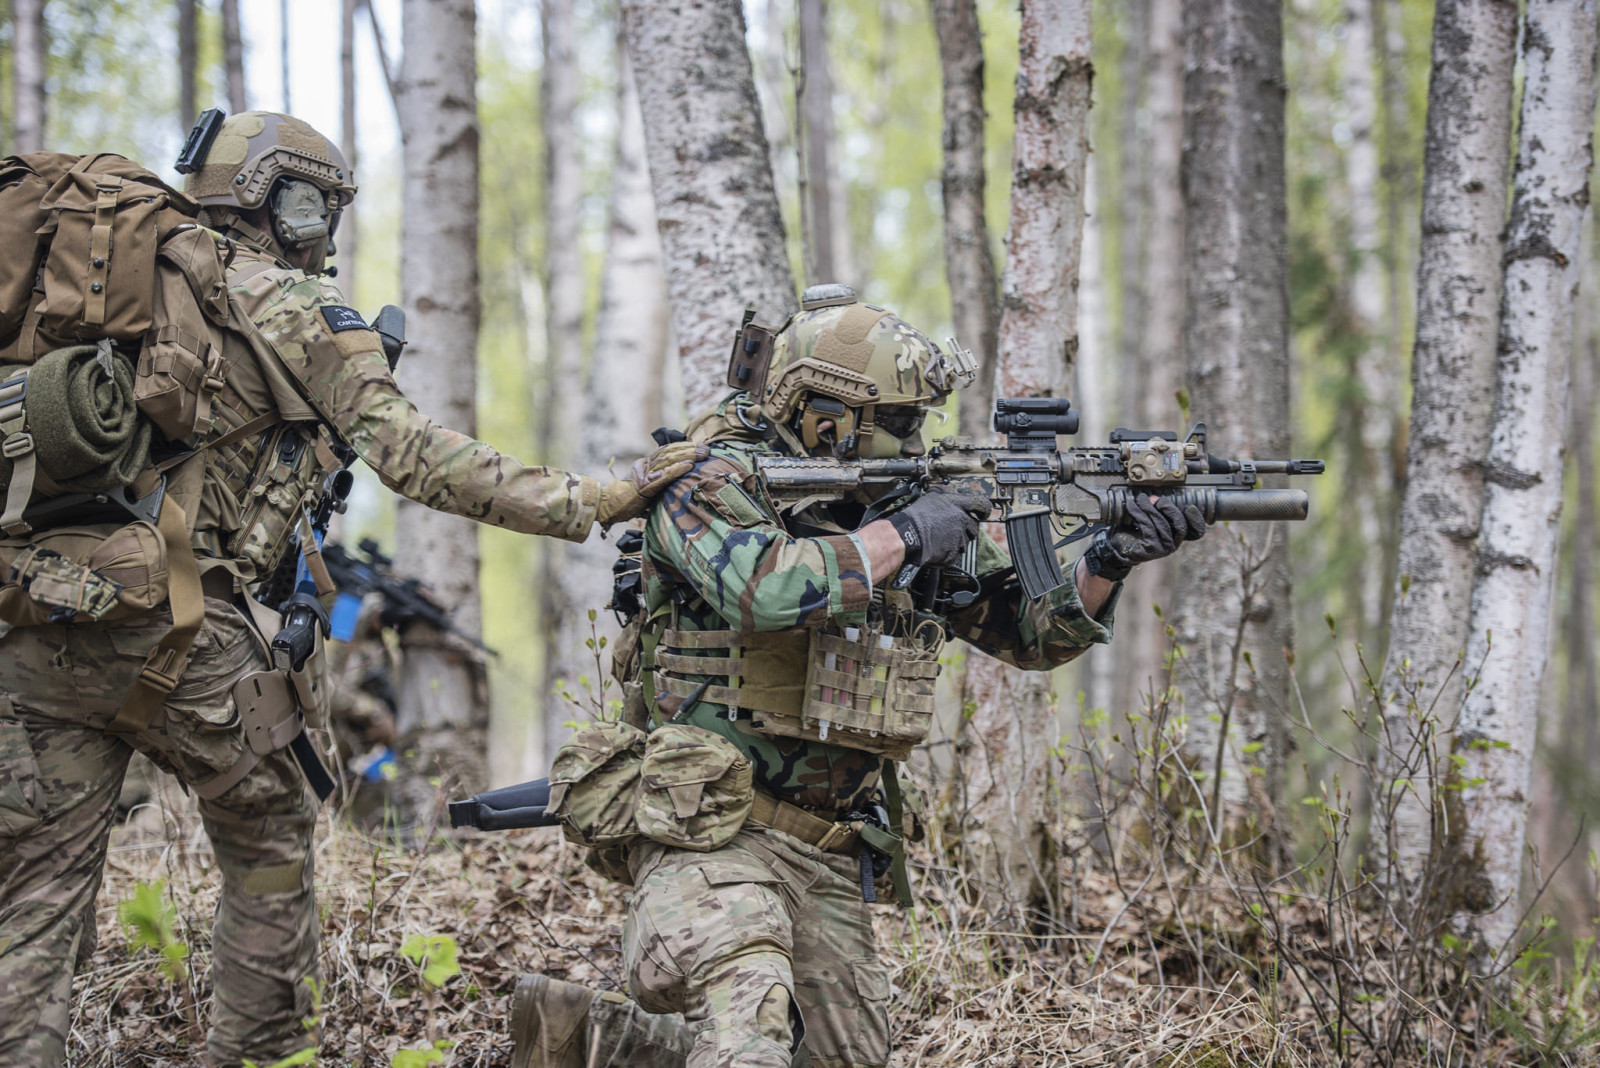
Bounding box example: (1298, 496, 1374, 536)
(0, 366, 36, 536)
(106, 489, 204, 733)
(84, 174, 121, 329)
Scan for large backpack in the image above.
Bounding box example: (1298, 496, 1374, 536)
(0, 152, 238, 733)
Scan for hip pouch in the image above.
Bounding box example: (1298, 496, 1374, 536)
(0, 519, 169, 626)
(548, 720, 648, 849)
(635, 723, 753, 853)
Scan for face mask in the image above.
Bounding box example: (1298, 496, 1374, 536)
(271, 179, 333, 271)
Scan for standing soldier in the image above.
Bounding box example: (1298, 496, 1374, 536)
(511, 287, 1209, 1067)
(0, 112, 700, 1066)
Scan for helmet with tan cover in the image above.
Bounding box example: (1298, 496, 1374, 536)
(755, 284, 975, 458)
(181, 111, 356, 212)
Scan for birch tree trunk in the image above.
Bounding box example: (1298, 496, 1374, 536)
(339, 0, 359, 301)
(1377, 0, 1516, 889)
(1174, 0, 1293, 846)
(12, 0, 47, 153)
(622, 0, 797, 410)
(797, 0, 850, 286)
(932, 0, 1002, 437)
(1113, 0, 1184, 723)
(538, 0, 588, 767)
(392, 0, 485, 804)
(1452, 0, 1597, 957)
(1342, 0, 1399, 635)
(279, 0, 292, 113)
(178, 0, 197, 131)
(222, 0, 248, 114)
(958, 0, 1091, 921)
(549, 38, 669, 751)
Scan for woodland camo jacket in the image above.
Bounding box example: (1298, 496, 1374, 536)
(643, 440, 1119, 811)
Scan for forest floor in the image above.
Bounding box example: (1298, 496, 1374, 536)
(68, 789, 1590, 1068)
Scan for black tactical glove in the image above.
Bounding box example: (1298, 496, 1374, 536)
(886, 490, 987, 569)
(1081, 493, 1206, 582)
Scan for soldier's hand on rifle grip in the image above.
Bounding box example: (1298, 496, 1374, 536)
(597, 441, 711, 527)
(1083, 493, 1208, 583)
(886, 491, 986, 570)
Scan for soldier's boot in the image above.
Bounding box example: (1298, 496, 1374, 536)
(511, 974, 693, 1068)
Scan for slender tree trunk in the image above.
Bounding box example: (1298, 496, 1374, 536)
(959, 0, 1092, 922)
(339, 0, 359, 301)
(1115, 0, 1149, 424)
(1377, 0, 1516, 890)
(549, 37, 669, 755)
(1453, 0, 1597, 958)
(221, 0, 248, 114)
(12, 0, 47, 153)
(1566, 260, 1600, 791)
(797, 0, 849, 285)
(1174, 0, 1293, 848)
(539, 0, 589, 768)
(1342, 0, 1398, 636)
(392, 0, 485, 803)
(178, 0, 197, 131)
(1113, 0, 1183, 724)
(279, 0, 292, 113)
(932, 0, 1002, 437)
(621, 0, 797, 410)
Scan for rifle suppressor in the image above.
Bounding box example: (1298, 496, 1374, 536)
(447, 777, 560, 831)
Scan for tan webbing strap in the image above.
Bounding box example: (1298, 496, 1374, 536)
(107, 496, 205, 733)
(85, 180, 121, 327)
(296, 512, 336, 598)
(0, 368, 35, 536)
(191, 746, 261, 800)
(747, 790, 861, 855)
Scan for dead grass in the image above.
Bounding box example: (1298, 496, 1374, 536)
(69, 787, 1599, 1067)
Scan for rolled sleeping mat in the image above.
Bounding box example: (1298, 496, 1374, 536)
(447, 777, 560, 831)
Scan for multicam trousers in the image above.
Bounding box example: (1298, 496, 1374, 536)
(0, 598, 319, 1067)
(595, 823, 892, 1068)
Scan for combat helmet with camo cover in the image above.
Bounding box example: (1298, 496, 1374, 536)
(729, 284, 977, 459)
(177, 110, 356, 273)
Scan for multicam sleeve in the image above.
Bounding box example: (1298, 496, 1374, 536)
(945, 530, 1119, 671)
(252, 277, 599, 542)
(644, 453, 874, 632)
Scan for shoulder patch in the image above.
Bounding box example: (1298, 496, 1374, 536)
(320, 305, 370, 333)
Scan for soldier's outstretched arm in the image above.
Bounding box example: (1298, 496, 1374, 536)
(252, 279, 676, 539)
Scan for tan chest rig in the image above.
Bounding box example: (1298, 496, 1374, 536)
(648, 583, 943, 762)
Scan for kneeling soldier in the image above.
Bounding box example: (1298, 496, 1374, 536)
(513, 286, 1208, 1067)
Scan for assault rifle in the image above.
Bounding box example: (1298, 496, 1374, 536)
(756, 397, 1324, 608)
(320, 537, 498, 657)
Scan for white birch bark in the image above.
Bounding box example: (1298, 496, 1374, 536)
(545, 37, 668, 760)
(178, 0, 197, 131)
(1342, 0, 1399, 631)
(222, 0, 248, 114)
(392, 0, 485, 796)
(621, 0, 797, 411)
(932, 0, 1003, 437)
(1113, 0, 1184, 722)
(1377, 0, 1516, 887)
(338, 0, 359, 302)
(797, 0, 851, 286)
(12, 0, 47, 153)
(538, 0, 589, 767)
(959, 0, 1092, 918)
(279, 0, 291, 113)
(1174, 0, 1293, 843)
(1453, 0, 1598, 957)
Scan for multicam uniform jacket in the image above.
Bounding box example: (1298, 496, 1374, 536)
(642, 431, 1119, 812)
(195, 241, 599, 583)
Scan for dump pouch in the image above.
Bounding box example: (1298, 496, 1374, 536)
(547, 720, 648, 849)
(0, 519, 170, 626)
(635, 723, 753, 852)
